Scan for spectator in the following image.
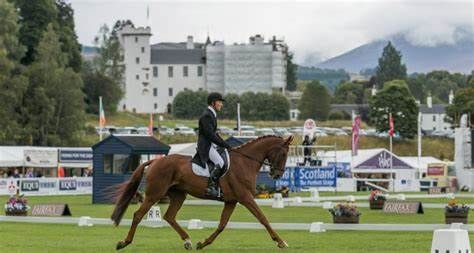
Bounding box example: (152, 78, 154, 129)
(26, 168, 34, 178)
(302, 135, 316, 166)
(12, 169, 20, 178)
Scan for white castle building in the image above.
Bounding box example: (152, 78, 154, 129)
(117, 25, 287, 114)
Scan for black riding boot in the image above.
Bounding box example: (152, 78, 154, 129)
(206, 164, 224, 197)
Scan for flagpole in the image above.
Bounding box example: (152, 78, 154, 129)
(99, 96, 103, 141)
(389, 112, 393, 192)
(417, 112, 422, 179)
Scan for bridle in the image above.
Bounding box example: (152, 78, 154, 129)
(230, 144, 288, 171)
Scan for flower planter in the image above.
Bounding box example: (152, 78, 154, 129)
(369, 199, 386, 210)
(5, 210, 28, 216)
(333, 215, 359, 224)
(445, 212, 468, 224)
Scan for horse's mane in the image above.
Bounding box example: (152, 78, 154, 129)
(234, 135, 283, 150)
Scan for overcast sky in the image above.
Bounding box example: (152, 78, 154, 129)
(68, 0, 473, 63)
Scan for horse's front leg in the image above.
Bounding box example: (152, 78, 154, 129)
(239, 195, 288, 248)
(196, 201, 237, 250)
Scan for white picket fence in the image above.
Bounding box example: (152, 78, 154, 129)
(1, 215, 472, 232)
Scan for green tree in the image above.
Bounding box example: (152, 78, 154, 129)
(82, 61, 123, 114)
(0, 0, 28, 144)
(24, 24, 85, 145)
(221, 93, 239, 119)
(333, 81, 364, 104)
(374, 42, 407, 89)
(269, 93, 290, 120)
(14, 0, 57, 65)
(406, 73, 426, 102)
(298, 80, 331, 120)
(54, 0, 82, 72)
(369, 80, 418, 139)
(446, 81, 474, 126)
(172, 90, 208, 119)
(286, 52, 297, 91)
(93, 20, 134, 84)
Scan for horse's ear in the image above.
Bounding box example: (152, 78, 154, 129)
(284, 135, 294, 145)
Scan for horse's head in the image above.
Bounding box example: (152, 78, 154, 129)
(267, 135, 293, 180)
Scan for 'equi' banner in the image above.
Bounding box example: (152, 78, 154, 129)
(0, 177, 92, 196)
(275, 166, 337, 189)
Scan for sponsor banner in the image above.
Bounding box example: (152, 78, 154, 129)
(295, 166, 337, 188)
(328, 162, 351, 178)
(0, 177, 92, 196)
(354, 150, 414, 170)
(275, 166, 337, 189)
(21, 180, 39, 192)
(24, 148, 58, 167)
(59, 149, 93, 164)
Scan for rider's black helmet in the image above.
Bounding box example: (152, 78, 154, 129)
(207, 92, 225, 105)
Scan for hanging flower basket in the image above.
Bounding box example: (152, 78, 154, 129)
(369, 199, 386, 210)
(329, 203, 361, 224)
(444, 198, 469, 224)
(5, 209, 28, 216)
(445, 212, 468, 224)
(4, 193, 29, 216)
(369, 190, 386, 210)
(333, 215, 360, 224)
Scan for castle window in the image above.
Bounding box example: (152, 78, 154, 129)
(168, 66, 173, 78)
(141, 47, 145, 53)
(135, 37, 138, 43)
(197, 66, 203, 76)
(168, 88, 173, 97)
(153, 66, 158, 77)
(136, 57, 140, 64)
(153, 88, 157, 97)
(183, 66, 188, 77)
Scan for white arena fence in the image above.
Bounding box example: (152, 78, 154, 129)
(0, 215, 472, 232)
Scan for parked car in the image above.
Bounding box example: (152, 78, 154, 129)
(255, 128, 275, 136)
(218, 126, 236, 136)
(272, 128, 291, 137)
(174, 126, 196, 135)
(136, 127, 150, 135)
(159, 127, 175, 136)
(114, 127, 137, 135)
(234, 125, 256, 136)
(288, 127, 303, 135)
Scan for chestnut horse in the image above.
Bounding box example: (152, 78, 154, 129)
(111, 135, 293, 250)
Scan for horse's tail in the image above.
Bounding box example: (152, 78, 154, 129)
(111, 159, 154, 226)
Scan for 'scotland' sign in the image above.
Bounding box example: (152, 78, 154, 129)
(275, 166, 337, 188)
(295, 166, 337, 187)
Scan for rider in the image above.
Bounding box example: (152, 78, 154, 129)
(192, 92, 232, 197)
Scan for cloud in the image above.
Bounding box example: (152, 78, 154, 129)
(69, 0, 473, 63)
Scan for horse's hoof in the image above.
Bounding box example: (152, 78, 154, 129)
(196, 241, 204, 250)
(277, 240, 289, 248)
(116, 240, 129, 250)
(184, 239, 193, 250)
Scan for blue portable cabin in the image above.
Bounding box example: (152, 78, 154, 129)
(92, 135, 170, 203)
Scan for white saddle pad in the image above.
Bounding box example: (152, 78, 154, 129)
(191, 149, 230, 177)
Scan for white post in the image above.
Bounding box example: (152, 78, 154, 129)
(390, 130, 393, 192)
(237, 102, 241, 135)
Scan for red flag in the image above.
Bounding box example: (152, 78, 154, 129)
(148, 113, 153, 136)
(352, 115, 361, 156)
(389, 113, 394, 137)
(99, 96, 106, 128)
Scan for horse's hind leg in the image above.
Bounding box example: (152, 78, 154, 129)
(116, 193, 163, 250)
(164, 190, 192, 250)
(196, 201, 237, 250)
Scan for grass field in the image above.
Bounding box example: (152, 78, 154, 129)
(1, 222, 468, 253)
(0, 194, 472, 252)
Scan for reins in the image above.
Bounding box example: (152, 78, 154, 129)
(229, 149, 272, 167)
